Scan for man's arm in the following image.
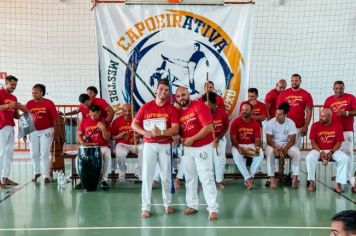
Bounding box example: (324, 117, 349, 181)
(183, 123, 213, 147)
(283, 134, 296, 152)
(300, 106, 312, 136)
(266, 134, 276, 148)
(104, 106, 115, 123)
(97, 122, 111, 142)
(152, 123, 179, 137)
(64, 109, 79, 116)
(265, 102, 271, 120)
(251, 114, 266, 122)
(230, 135, 240, 150)
(131, 118, 152, 138)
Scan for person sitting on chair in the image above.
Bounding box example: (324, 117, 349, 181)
(112, 104, 143, 181)
(306, 108, 350, 193)
(264, 102, 301, 189)
(77, 105, 112, 190)
(230, 103, 264, 190)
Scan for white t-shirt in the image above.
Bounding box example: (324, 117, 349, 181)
(265, 117, 297, 145)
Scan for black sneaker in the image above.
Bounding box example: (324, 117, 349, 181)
(101, 181, 109, 191)
(75, 182, 83, 189)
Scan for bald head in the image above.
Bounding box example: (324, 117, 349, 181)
(320, 108, 332, 124)
(175, 86, 190, 108)
(276, 80, 287, 92)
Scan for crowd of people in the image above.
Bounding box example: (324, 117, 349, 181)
(0, 73, 355, 220)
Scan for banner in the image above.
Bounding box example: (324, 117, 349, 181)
(96, 4, 252, 118)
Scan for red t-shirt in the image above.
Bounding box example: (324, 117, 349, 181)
(135, 100, 179, 144)
(239, 100, 267, 126)
(26, 98, 58, 131)
(198, 94, 226, 112)
(79, 98, 110, 119)
(180, 100, 214, 147)
(230, 116, 261, 144)
(277, 88, 313, 128)
(264, 88, 280, 120)
(213, 107, 229, 138)
(79, 117, 111, 147)
(111, 115, 134, 145)
(0, 89, 18, 128)
(309, 121, 344, 150)
(324, 93, 356, 132)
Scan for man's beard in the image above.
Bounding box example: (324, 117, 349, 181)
(242, 113, 250, 118)
(292, 84, 300, 89)
(180, 98, 189, 107)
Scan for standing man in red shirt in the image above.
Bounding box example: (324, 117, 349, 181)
(26, 84, 59, 184)
(0, 75, 26, 188)
(231, 103, 264, 190)
(78, 94, 114, 123)
(264, 79, 287, 120)
(306, 108, 349, 193)
(240, 88, 267, 127)
(78, 105, 112, 190)
(202, 92, 229, 189)
(199, 81, 226, 112)
(324, 81, 356, 182)
(131, 79, 179, 218)
(112, 104, 143, 181)
(175, 86, 219, 220)
(277, 74, 313, 147)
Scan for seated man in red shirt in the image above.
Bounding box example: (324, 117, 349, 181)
(306, 108, 350, 193)
(231, 103, 264, 190)
(78, 105, 112, 190)
(112, 104, 143, 181)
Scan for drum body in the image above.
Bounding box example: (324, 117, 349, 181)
(77, 145, 102, 191)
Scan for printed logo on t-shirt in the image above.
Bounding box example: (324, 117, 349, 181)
(318, 131, 336, 144)
(330, 100, 348, 112)
(286, 96, 303, 106)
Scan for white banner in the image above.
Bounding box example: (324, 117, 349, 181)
(96, 4, 252, 119)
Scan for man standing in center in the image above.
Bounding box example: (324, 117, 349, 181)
(131, 79, 179, 219)
(277, 74, 313, 147)
(175, 86, 219, 221)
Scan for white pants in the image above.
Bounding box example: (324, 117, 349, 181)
(175, 145, 185, 179)
(306, 149, 349, 184)
(341, 131, 354, 180)
(114, 143, 143, 180)
(0, 125, 15, 179)
(182, 144, 219, 213)
(30, 127, 54, 178)
(100, 146, 111, 182)
(141, 143, 172, 211)
(264, 144, 301, 177)
(213, 137, 226, 183)
(232, 144, 264, 181)
(295, 128, 303, 148)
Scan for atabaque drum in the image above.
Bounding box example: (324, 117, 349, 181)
(77, 145, 102, 191)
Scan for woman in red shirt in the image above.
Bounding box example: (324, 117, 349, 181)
(26, 84, 58, 184)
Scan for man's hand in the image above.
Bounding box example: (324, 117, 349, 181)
(144, 130, 153, 139)
(97, 122, 106, 131)
(300, 125, 308, 137)
(183, 137, 194, 147)
(7, 102, 16, 109)
(150, 125, 161, 137)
